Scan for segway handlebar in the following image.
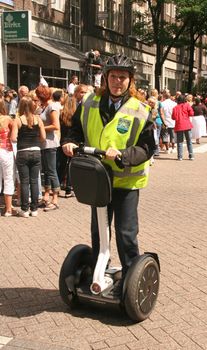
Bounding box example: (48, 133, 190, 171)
(73, 144, 106, 156)
(73, 144, 123, 168)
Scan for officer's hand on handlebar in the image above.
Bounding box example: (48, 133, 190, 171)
(105, 147, 122, 161)
(62, 142, 78, 157)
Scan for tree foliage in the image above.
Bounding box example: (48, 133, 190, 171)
(131, 0, 207, 92)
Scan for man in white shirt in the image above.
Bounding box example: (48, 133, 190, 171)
(67, 75, 79, 95)
(162, 90, 177, 153)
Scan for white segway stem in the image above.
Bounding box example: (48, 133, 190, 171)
(90, 207, 113, 294)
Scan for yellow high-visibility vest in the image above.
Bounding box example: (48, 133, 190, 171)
(81, 93, 151, 189)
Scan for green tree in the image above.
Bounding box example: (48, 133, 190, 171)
(177, 1, 207, 92)
(131, 0, 207, 92)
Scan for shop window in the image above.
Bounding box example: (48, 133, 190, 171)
(20, 65, 40, 90)
(41, 68, 69, 88)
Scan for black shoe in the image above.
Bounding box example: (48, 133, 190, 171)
(111, 279, 123, 298)
(65, 191, 75, 198)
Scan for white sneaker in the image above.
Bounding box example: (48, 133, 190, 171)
(31, 210, 38, 217)
(18, 210, 30, 218)
(4, 211, 12, 217)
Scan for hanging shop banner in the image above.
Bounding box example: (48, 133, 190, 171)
(2, 10, 31, 43)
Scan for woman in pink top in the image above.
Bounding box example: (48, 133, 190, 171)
(0, 99, 15, 216)
(172, 95, 194, 161)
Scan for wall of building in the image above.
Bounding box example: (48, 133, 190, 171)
(1, 0, 207, 92)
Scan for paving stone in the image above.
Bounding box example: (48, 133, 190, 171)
(0, 141, 207, 349)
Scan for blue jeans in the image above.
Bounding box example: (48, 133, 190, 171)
(154, 124, 162, 155)
(41, 148, 60, 192)
(16, 150, 41, 211)
(176, 130, 194, 159)
(91, 189, 139, 276)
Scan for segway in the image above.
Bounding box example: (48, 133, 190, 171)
(59, 145, 160, 322)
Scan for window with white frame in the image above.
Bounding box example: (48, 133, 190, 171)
(70, 0, 81, 48)
(165, 3, 176, 19)
(171, 4, 176, 18)
(131, 1, 150, 35)
(165, 3, 171, 16)
(32, 0, 47, 5)
(202, 52, 207, 66)
(51, 0, 65, 12)
(96, 0, 124, 33)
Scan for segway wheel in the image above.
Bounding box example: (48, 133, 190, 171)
(124, 255, 160, 322)
(59, 244, 93, 308)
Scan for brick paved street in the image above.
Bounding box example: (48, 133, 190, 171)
(0, 141, 207, 350)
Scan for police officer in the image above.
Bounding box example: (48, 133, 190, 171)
(62, 53, 156, 292)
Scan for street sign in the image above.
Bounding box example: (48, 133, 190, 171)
(2, 10, 31, 43)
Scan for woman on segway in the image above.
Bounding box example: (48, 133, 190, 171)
(62, 53, 156, 296)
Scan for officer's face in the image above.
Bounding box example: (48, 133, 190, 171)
(107, 70, 130, 97)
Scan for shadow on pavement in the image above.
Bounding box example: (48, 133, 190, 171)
(0, 287, 132, 326)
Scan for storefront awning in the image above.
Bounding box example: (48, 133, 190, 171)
(31, 36, 84, 71)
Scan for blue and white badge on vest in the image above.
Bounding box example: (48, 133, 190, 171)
(117, 118, 131, 134)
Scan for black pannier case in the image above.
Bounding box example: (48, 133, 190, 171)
(69, 155, 113, 207)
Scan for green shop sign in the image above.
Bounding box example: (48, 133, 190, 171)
(2, 10, 31, 43)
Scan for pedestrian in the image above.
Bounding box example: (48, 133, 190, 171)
(0, 98, 15, 216)
(67, 76, 79, 96)
(62, 53, 156, 295)
(3, 87, 13, 115)
(57, 85, 88, 198)
(161, 90, 177, 153)
(73, 84, 89, 106)
(172, 94, 194, 161)
(150, 89, 166, 155)
(11, 97, 46, 217)
(9, 85, 29, 118)
(0, 83, 5, 95)
(191, 97, 207, 144)
(56, 93, 76, 198)
(35, 85, 60, 211)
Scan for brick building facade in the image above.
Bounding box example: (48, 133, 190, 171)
(1, 0, 207, 93)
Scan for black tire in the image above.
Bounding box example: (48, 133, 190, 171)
(59, 244, 93, 308)
(124, 255, 160, 322)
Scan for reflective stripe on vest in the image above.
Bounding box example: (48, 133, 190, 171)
(81, 94, 150, 189)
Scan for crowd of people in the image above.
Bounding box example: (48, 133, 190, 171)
(0, 80, 91, 217)
(0, 73, 207, 218)
(150, 89, 207, 162)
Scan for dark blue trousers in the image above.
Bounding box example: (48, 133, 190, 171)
(91, 189, 139, 276)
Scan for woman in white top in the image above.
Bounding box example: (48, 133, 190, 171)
(191, 97, 207, 144)
(35, 85, 60, 211)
